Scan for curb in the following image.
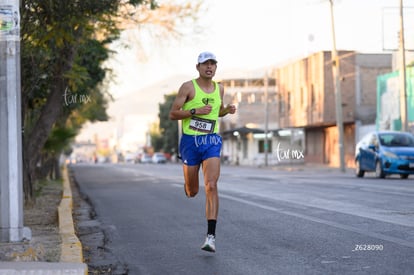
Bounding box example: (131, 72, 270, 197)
(58, 166, 88, 272)
(0, 262, 87, 275)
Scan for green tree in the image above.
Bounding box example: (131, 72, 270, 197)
(149, 121, 163, 152)
(20, 0, 138, 203)
(151, 93, 178, 154)
(36, 38, 111, 183)
(20, 0, 202, 204)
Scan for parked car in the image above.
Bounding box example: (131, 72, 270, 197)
(355, 131, 414, 178)
(140, 153, 152, 163)
(152, 152, 167, 164)
(124, 152, 136, 163)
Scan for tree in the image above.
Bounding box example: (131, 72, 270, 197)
(149, 121, 163, 152)
(20, 0, 202, 204)
(155, 93, 178, 154)
(36, 38, 111, 182)
(20, 0, 131, 203)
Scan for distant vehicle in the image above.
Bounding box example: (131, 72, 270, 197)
(140, 154, 152, 163)
(124, 152, 136, 163)
(152, 152, 167, 164)
(355, 131, 414, 179)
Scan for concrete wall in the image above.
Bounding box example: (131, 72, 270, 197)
(274, 51, 391, 166)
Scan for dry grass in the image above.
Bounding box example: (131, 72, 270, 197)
(0, 179, 62, 262)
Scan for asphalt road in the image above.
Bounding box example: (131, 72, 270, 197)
(70, 163, 414, 275)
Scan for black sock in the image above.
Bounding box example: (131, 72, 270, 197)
(207, 219, 216, 236)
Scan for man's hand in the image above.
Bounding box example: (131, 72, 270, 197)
(220, 104, 236, 117)
(226, 104, 236, 114)
(197, 105, 213, 115)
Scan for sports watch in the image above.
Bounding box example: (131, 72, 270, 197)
(190, 108, 196, 115)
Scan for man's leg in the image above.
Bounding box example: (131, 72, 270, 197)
(182, 164, 200, 197)
(201, 157, 220, 252)
(202, 157, 220, 220)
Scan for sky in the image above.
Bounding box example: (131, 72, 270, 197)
(108, 0, 414, 95)
(77, 0, 414, 150)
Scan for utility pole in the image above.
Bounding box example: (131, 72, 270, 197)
(329, 0, 346, 172)
(264, 73, 269, 166)
(399, 0, 408, 131)
(0, 0, 30, 242)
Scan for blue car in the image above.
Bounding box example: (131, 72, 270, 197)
(355, 131, 414, 179)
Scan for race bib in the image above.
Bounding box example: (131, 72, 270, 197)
(189, 117, 216, 133)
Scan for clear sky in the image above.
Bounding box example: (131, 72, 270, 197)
(77, 0, 414, 149)
(108, 0, 414, 95)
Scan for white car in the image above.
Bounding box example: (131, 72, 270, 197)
(152, 152, 167, 164)
(140, 154, 152, 163)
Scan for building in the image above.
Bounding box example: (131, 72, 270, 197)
(376, 67, 414, 131)
(274, 51, 392, 167)
(218, 51, 392, 167)
(218, 71, 279, 166)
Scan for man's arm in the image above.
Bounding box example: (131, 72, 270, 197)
(169, 82, 193, 120)
(170, 81, 215, 120)
(218, 84, 236, 117)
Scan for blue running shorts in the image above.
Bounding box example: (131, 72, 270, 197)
(179, 133, 222, 166)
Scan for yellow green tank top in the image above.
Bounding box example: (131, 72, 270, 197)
(182, 79, 221, 135)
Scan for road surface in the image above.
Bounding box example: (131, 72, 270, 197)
(70, 163, 414, 275)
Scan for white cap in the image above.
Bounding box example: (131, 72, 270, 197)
(197, 51, 217, 64)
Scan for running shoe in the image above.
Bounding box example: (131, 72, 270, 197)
(201, 234, 215, 252)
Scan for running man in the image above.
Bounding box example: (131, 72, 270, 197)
(169, 51, 236, 252)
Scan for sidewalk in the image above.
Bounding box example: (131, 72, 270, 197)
(0, 167, 87, 275)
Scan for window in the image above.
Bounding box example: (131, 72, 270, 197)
(258, 140, 272, 153)
(311, 84, 315, 107)
(287, 92, 291, 112)
(248, 93, 256, 104)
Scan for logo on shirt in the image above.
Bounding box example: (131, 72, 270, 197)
(202, 98, 215, 105)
